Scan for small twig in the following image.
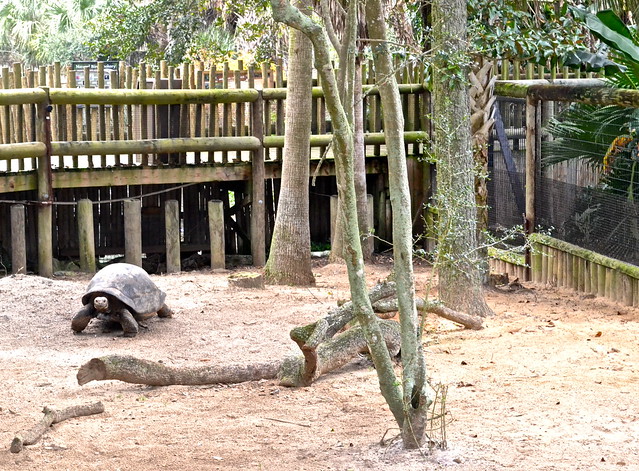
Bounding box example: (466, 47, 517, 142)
(263, 417, 311, 428)
(10, 402, 105, 453)
(306, 287, 325, 304)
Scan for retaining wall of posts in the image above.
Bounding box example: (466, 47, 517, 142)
(529, 233, 639, 306)
(489, 233, 639, 306)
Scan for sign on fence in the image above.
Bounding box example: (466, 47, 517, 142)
(71, 61, 119, 88)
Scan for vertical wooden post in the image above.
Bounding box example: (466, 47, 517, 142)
(330, 194, 339, 249)
(165, 199, 181, 273)
(365, 194, 374, 258)
(67, 67, 79, 168)
(260, 63, 271, 161)
(250, 93, 266, 266)
(377, 189, 387, 246)
(77, 199, 96, 273)
(525, 95, 537, 277)
(124, 199, 142, 267)
(53, 61, 64, 142)
(208, 200, 225, 269)
(10, 204, 26, 274)
(110, 70, 120, 147)
(36, 87, 53, 277)
(1, 67, 10, 145)
(531, 241, 542, 283)
(83, 66, 92, 141)
(222, 62, 231, 163)
(139, 62, 148, 165)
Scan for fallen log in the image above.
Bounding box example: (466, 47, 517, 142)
(372, 297, 484, 330)
(78, 357, 281, 386)
(77, 320, 401, 388)
(10, 402, 104, 453)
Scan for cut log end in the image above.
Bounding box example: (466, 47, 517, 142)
(77, 358, 108, 385)
(10, 436, 24, 454)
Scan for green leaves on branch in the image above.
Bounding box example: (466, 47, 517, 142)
(468, 0, 590, 65)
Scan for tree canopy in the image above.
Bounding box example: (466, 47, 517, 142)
(2, 0, 634, 69)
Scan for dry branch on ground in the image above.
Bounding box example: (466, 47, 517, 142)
(10, 402, 105, 453)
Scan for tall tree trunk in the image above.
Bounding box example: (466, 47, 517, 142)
(326, 2, 370, 263)
(264, 0, 315, 286)
(432, 0, 494, 317)
(365, 0, 428, 449)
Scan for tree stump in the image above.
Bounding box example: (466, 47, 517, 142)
(228, 272, 265, 289)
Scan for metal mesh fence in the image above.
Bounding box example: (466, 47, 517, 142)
(489, 97, 639, 266)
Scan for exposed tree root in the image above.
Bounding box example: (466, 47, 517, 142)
(10, 402, 104, 453)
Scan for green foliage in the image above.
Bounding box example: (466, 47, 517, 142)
(214, 0, 285, 63)
(0, 0, 112, 65)
(33, 28, 93, 64)
(185, 25, 236, 64)
(85, 0, 210, 65)
(432, 48, 472, 89)
(84, 0, 282, 65)
(468, 0, 590, 65)
(544, 8, 639, 199)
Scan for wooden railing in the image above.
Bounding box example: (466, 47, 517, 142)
(0, 76, 428, 277)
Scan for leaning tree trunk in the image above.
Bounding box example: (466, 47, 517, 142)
(328, 0, 364, 264)
(432, 0, 494, 318)
(264, 0, 315, 286)
(366, 0, 428, 448)
(469, 57, 496, 278)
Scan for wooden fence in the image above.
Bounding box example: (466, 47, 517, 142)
(0, 59, 429, 277)
(489, 78, 639, 308)
(0, 58, 610, 283)
(489, 232, 639, 307)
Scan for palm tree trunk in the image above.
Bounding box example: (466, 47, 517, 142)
(264, 0, 315, 286)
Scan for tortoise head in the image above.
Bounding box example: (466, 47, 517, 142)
(93, 296, 110, 313)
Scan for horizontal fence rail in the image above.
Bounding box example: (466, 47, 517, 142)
(0, 83, 428, 192)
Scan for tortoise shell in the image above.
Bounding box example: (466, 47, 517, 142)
(82, 263, 167, 315)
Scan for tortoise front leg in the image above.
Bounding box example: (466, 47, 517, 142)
(71, 304, 96, 333)
(119, 309, 139, 337)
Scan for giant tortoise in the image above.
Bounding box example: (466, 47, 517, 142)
(71, 263, 173, 337)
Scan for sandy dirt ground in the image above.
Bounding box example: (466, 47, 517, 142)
(0, 259, 638, 471)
